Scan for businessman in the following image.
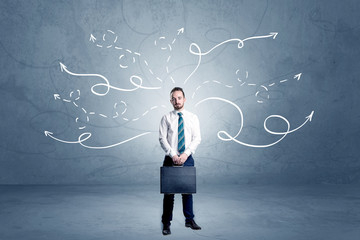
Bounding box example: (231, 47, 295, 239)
(159, 87, 202, 235)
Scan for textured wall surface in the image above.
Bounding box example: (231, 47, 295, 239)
(0, 0, 359, 184)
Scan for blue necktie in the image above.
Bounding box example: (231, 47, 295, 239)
(178, 112, 185, 154)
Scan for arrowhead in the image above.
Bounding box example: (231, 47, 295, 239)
(177, 27, 184, 35)
(44, 131, 53, 137)
(294, 73, 302, 81)
(306, 111, 315, 121)
(270, 32, 278, 39)
(59, 62, 67, 72)
(53, 94, 60, 100)
(89, 34, 97, 42)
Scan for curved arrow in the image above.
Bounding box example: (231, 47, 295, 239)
(265, 111, 314, 135)
(185, 32, 277, 84)
(195, 97, 313, 148)
(44, 131, 151, 149)
(59, 62, 160, 96)
(189, 32, 278, 57)
(44, 131, 90, 144)
(177, 27, 184, 35)
(195, 97, 244, 141)
(53, 94, 60, 100)
(184, 42, 202, 84)
(195, 97, 288, 147)
(243, 32, 278, 42)
(294, 73, 302, 81)
(89, 34, 97, 43)
(78, 132, 151, 149)
(221, 114, 291, 148)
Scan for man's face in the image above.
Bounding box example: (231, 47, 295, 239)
(170, 90, 186, 111)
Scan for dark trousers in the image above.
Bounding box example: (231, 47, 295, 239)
(161, 155, 195, 225)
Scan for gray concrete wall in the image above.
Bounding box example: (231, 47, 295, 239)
(0, 0, 359, 185)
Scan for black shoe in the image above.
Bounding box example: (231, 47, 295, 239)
(185, 220, 201, 230)
(162, 224, 171, 235)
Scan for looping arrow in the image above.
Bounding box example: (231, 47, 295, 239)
(44, 131, 151, 149)
(47, 28, 313, 151)
(59, 62, 160, 96)
(185, 32, 278, 84)
(195, 96, 314, 148)
(265, 111, 314, 135)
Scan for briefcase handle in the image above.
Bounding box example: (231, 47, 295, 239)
(173, 164, 184, 167)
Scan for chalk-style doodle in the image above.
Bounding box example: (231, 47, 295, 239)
(156, 27, 184, 84)
(44, 131, 151, 149)
(88, 28, 184, 84)
(53, 90, 88, 129)
(195, 97, 314, 148)
(255, 73, 302, 103)
(52, 89, 167, 132)
(184, 32, 278, 84)
(59, 62, 161, 96)
(45, 28, 314, 149)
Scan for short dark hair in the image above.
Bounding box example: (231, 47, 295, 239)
(170, 87, 185, 98)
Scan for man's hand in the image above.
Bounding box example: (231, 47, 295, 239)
(179, 153, 188, 165)
(172, 153, 188, 165)
(172, 155, 181, 165)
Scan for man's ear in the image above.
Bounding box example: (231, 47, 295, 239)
(184, 97, 186, 103)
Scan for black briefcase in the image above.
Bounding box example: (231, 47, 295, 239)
(160, 166, 196, 194)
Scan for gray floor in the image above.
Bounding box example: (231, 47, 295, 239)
(0, 184, 359, 240)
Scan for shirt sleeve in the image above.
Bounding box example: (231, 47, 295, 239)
(159, 115, 177, 157)
(184, 114, 201, 156)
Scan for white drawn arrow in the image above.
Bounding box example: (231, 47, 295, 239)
(44, 131, 87, 144)
(59, 62, 160, 96)
(185, 32, 278, 84)
(53, 94, 60, 100)
(163, 27, 185, 84)
(53, 93, 72, 103)
(44, 131, 151, 149)
(195, 97, 244, 141)
(78, 132, 151, 149)
(89, 34, 97, 43)
(189, 32, 278, 57)
(219, 114, 291, 148)
(59, 62, 113, 96)
(294, 73, 302, 81)
(195, 96, 313, 148)
(177, 27, 184, 35)
(194, 96, 288, 148)
(184, 42, 202, 84)
(265, 111, 314, 135)
(243, 32, 278, 41)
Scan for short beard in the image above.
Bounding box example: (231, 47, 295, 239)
(174, 104, 183, 110)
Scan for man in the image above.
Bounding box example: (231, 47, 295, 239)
(159, 87, 202, 235)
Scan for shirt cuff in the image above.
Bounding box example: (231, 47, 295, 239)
(169, 149, 177, 158)
(184, 149, 192, 157)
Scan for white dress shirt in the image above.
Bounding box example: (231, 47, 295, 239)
(159, 109, 201, 158)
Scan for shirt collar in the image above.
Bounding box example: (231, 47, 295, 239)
(172, 109, 187, 115)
